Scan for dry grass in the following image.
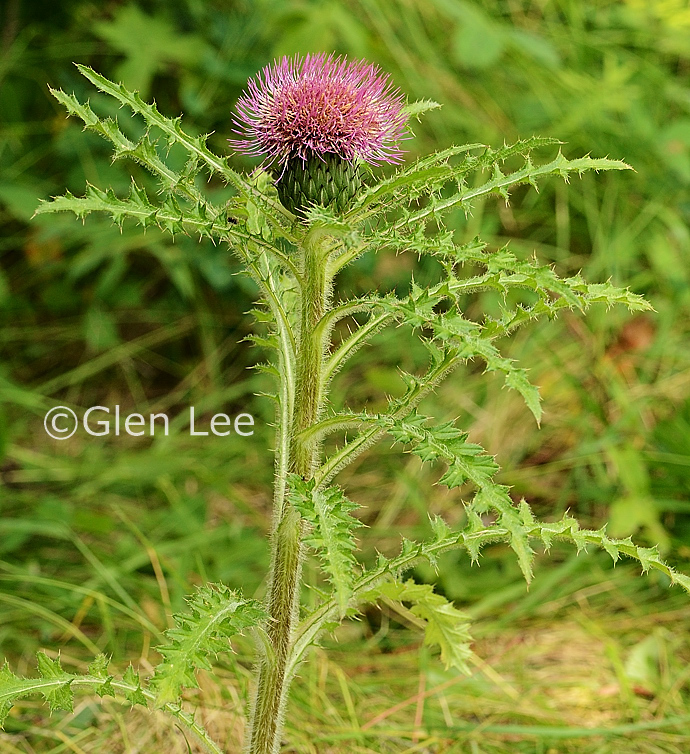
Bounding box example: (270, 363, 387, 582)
(4, 560, 688, 754)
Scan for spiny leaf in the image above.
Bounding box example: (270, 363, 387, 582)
(288, 476, 362, 616)
(296, 506, 690, 672)
(0, 658, 230, 752)
(368, 580, 472, 674)
(75, 65, 237, 185)
(357, 233, 649, 325)
(579, 281, 653, 312)
(51, 66, 297, 247)
(504, 369, 542, 424)
(48, 86, 198, 199)
(73, 65, 295, 233)
(377, 412, 498, 488)
(34, 181, 227, 239)
(151, 583, 265, 706)
(377, 411, 535, 581)
(0, 663, 20, 727)
(36, 653, 73, 714)
(349, 136, 563, 219)
(0, 655, 129, 728)
(87, 655, 115, 697)
(352, 508, 690, 614)
(398, 150, 632, 228)
(671, 572, 690, 593)
(377, 290, 543, 423)
(522, 513, 690, 595)
(122, 665, 148, 707)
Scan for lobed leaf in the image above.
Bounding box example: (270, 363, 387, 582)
(75, 65, 240, 187)
(397, 151, 632, 228)
(87, 654, 115, 697)
(49, 87, 201, 203)
(122, 665, 148, 707)
(377, 289, 543, 423)
(0, 664, 21, 727)
(293, 503, 690, 676)
(34, 181, 226, 240)
(378, 411, 535, 581)
(74, 65, 295, 231)
(401, 99, 442, 119)
(288, 476, 362, 616)
(36, 653, 73, 714)
(348, 137, 564, 221)
(151, 583, 265, 706)
(365, 580, 472, 673)
(0, 655, 224, 753)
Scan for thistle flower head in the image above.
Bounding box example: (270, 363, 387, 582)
(230, 53, 408, 167)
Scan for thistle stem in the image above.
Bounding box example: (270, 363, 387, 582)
(246, 229, 329, 754)
(289, 229, 328, 477)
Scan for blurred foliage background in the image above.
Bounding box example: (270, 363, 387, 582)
(1, 0, 689, 751)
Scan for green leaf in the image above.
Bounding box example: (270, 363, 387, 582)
(0, 663, 20, 727)
(364, 580, 472, 673)
(36, 653, 73, 714)
(378, 411, 535, 581)
(34, 182, 224, 239)
(151, 583, 265, 706)
(377, 290, 543, 423)
(294, 508, 690, 673)
(47, 87, 198, 202)
(0, 657, 227, 753)
(377, 412, 498, 489)
(672, 572, 690, 593)
(504, 369, 542, 425)
(288, 477, 362, 616)
(74, 65, 265, 207)
(472, 487, 535, 582)
(88, 655, 115, 697)
(348, 137, 564, 223)
(399, 150, 632, 228)
(122, 665, 148, 707)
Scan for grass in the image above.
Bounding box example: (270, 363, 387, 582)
(1, 0, 689, 751)
(3, 553, 689, 753)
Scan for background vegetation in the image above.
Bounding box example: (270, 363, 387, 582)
(1, 0, 689, 751)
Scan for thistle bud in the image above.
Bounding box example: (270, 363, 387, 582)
(274, 153, 362, 216)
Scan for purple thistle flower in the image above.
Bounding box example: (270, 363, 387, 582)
(230, 53, 408, 167)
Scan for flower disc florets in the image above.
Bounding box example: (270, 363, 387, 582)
(230, 53, 408, 168)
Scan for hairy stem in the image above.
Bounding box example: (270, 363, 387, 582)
(246, 229, 329, 754)
(290, 229, 329, 476)
(246, 506, 303, 754)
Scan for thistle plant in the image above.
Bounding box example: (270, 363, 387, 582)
(2, 54, 689, 754)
